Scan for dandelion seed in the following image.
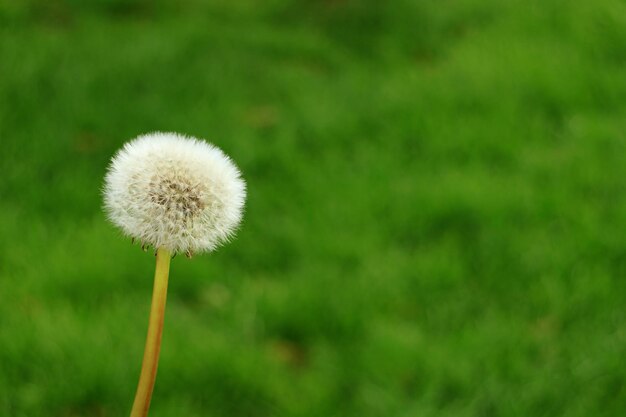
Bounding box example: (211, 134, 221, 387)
(104, 131, 246, 255)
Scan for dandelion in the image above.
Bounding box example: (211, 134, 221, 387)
(103, 132, 246, 417)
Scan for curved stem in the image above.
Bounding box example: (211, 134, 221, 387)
(130, 247, 171, 417)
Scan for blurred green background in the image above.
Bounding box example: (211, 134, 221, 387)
(1, 0, 626, 416)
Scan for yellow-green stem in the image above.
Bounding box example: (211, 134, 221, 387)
(130, 247, 171, 417)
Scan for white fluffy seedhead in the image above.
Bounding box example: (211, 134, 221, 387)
(104, 132, 246, 256)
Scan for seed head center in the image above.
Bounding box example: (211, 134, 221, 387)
(149, 177, 205, 218)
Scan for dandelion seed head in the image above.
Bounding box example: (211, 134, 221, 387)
(104, 132, 246, 254)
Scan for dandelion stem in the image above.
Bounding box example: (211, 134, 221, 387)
(130, 247, 171, 417)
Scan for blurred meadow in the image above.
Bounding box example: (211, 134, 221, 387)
(2, 0, 626, 416)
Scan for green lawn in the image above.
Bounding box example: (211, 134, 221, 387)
(1, 1, 626, 416)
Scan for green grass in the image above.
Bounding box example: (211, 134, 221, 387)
(1, 0, 626, 416)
